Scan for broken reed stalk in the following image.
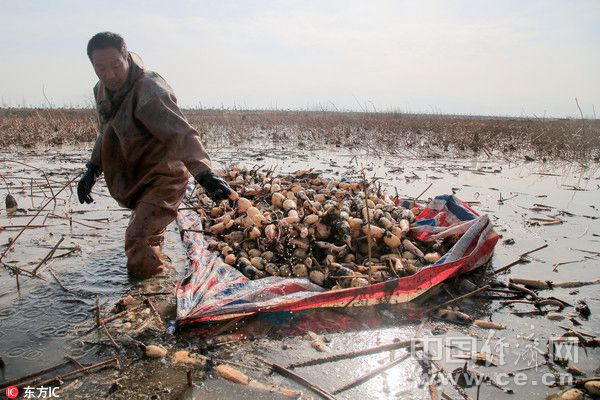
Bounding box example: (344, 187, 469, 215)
(288, 339, 415, 369)
(492, 243, 548, 275)
(332, 350, 414, 394)
(0, 224, 51, 230)
(95, 298, 101, 327)
(360, 166, 372, 267)
(2, 263, 46, 281)
(32, 236, 64, 275)
(207, 316, 245, 340)
(102, 324, 120, 349)
(270, 362, 339, 400)
(139, 291, 172, 297)
(0, 173, 80, 262)
(1, 159, 56, 207)
(507, 282, 540, 299)
(99, 303, 146, 325)
(47, 267, 72, 293)
(552, 258, 587, 272)
(187, 370, 193, 387)
(213, 358, 269, 373)
(0, 360, 73, 388)
(425, 351, 471, 400)
(425, 285, 490, 316)
(414, 182, 433, 202)
(33, 357, 119, 387)
(65, 356, 87, 372)
(145, 298, 165, 328)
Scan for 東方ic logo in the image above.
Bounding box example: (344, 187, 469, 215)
(6, 385, 19, 399)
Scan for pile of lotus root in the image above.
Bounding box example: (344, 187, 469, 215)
(193, 167, 454, 290)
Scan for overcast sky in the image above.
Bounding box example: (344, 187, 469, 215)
(1, 0, 598, 117)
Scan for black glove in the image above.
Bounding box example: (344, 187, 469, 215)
(77, 163, 101, 204)
(195, 170, 233, 202)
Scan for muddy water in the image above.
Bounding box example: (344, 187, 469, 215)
(1, 145, 599, 399)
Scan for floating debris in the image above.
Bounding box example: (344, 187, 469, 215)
(171, 350, 208, 366)
(5, 193, 17, 215)
(145, 344, 167, 358)
(474, 320, 506, 330)
(215, 364, 301, 398)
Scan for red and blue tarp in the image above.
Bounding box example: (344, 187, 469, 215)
(176, 195, 498, 325)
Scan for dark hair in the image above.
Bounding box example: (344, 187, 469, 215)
(87, 32, 128, 60)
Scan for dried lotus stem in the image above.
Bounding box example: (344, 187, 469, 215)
(361, 165, 372, 267)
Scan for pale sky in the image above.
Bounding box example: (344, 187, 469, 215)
(1, 0, 599, 117)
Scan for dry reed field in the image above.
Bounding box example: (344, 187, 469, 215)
(1, 108, 599, 161)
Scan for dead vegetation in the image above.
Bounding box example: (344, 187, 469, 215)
(1, 108, 599, 161)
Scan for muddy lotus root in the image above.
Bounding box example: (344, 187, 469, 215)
(195, 167, 455, 290)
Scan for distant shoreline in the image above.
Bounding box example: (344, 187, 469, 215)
(1, 108, 598, 161)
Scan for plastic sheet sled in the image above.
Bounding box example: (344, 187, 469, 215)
(176, 194, 499, 325)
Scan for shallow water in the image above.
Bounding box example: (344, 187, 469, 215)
(0, 145, 599, 399)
